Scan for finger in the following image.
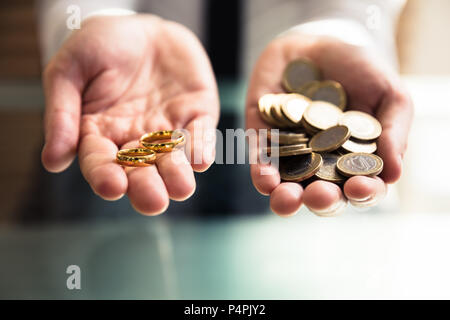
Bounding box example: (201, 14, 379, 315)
(41, 62, 83, 172)
(343, 176, 386, 208)
(155, 150, 196, 201)
(247, 102, 280, 195)
(250, 163, 280, 195)
(118, 140, 170, 215)
(376, 89, 414, 183)
(78, 134, 127, 200)
(126, 164, 170, 216)
(184, 114, 217, 172)
(270, 182, 303, 216)
(303, 180, 347, 216)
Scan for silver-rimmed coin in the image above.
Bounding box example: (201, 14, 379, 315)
(336, 152, 383, 177)
(279, 152, 323, 182)
(305, 80, 347, 110)
(282, 58, 321, 93)
(339, 110, 382, 141)
(341, 139, 377, 154)
(309, 125, 351, 152)
(315, 153, 346, 183)
(303, 101, 343, 131)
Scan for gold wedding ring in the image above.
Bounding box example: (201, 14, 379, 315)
(115, 130, 186, 167)
(116, 148, 157, 167)
(139, 130, 185, 153)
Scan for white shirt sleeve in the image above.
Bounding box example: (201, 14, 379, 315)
(37, 0, 140, 65)
(278, 0, 407, 68)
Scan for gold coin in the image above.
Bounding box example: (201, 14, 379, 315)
(315, 153, 346, 183)
(341, 139, 377, 154)
(303, 101, 343, 131)
(280, 93, 311, 124)
(269, 106, 289, 128)
(258, 94, 279, 126)
(297, 80, 321, 95)
(258, 94, 272, 124)
(267, 130, 308, 145)
(258, 94, 271, 114)
(339, 110, 382, 140)
(282, 58, 321, 93)
(336, 152, 383, 177)
(309, 125, 351, 153)
(279, 152, 323, 182)
(305, 80, 347, 110)
(279, 147, 312, 157)
(264, 144, 311, 157)
(300, 117, 320, 135)
(116, 148, 157, 167)
(270, 94, 296, 128)
(266, 95, 287, 127)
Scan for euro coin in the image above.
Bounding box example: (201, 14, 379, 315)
(282, 58, 321, 93)
(263, 96, 279, 126)
(300, 117, 320, 135)
(258, 94, 278, 126)
(309, 125, 351, 152)
(339, 110, 382, 140)
(270, 94, 297, 127)
(267, 130, 308, 145)
(280, 93, 311, 124)
(341, 139, 377, 154)
(264, 144, 311, 157)
(315, 153, 346, 183)
(298, 80, 321, 95)
(258, 93, 273, 125)
(305, 80, 347, 110)
(303, 101, 343, 130)
(279, 152, 323, 182)
(279, 147, 312, 157)
(270, 105, 291, 128)
(336, 152, 383, 177)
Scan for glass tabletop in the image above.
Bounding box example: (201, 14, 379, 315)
(3, 203, 450, 300)
(2, 76, 450, 299)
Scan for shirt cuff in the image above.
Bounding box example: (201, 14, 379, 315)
(41, 8, 137, 66)
(83, 8, 136, 21)
(278, 18, 377, 48)
(277, 18, 399, 68)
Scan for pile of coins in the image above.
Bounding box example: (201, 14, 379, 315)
(116, 130, 185, 167)
(259, 58, 384, 184)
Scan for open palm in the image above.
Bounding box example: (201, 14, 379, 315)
(246, 34, 413, 216)
(41, 15, 219, 215)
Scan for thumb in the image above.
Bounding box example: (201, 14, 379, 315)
(41, 56, 84, 173)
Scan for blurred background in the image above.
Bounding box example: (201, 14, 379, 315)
(1, 0, 450, 299)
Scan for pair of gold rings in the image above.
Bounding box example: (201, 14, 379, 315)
(116, 130, 186, 167)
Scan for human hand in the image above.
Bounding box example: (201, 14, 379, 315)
(246, 33, 413, 216)
(41, 15, 219, 215)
